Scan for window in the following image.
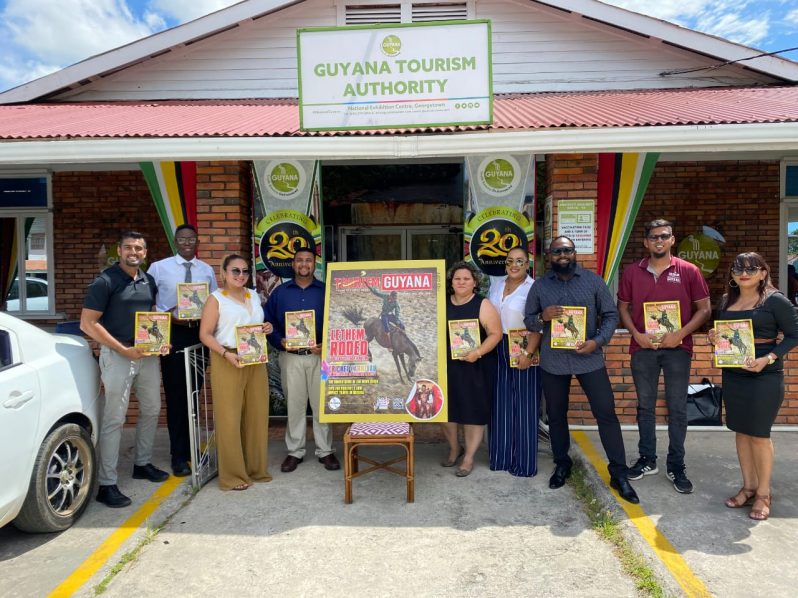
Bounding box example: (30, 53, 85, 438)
(1, 175, 54, 316)
(780, 160, 798, 301)
(340, 0, 471, 24)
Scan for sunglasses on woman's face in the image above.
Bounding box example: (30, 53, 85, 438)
(731, 266, 761, 276)
(505, 258, 528, 267)
(229, 267, 250, 277)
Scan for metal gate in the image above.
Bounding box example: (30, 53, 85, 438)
(184, 342, 217, 489)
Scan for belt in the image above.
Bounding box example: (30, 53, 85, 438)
(173, 318, 199, 328)
(287, 348, 313, 356)
(754, 338, 777, 344)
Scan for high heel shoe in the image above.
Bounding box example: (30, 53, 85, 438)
(724, 487, 756, 508)
(441, 446, 465, 467)
(749, 495, 771, 521)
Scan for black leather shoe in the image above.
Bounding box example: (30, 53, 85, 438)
(132, 463, 170, 482)
(319, 454, 341, 471)
(549, 465, 572, 489)
(281, 455, 303, 473)
(172, 460, 191, 477)
(96, 484, 132, 508)
(610, 477, 640, 504)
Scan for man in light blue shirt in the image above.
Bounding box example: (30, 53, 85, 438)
(148, 224, 217, 476)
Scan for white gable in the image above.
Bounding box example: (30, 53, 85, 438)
(4, 0, 793, 104)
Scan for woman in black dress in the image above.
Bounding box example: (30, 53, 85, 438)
(711, 253, 798, 520)
(441, 262, 503, 477)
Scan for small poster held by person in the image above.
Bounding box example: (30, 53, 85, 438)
(643, 300, 681, 346)
(714, 319, 755, 367)
(448, 319, 481, 360)
(550, 306, 586, 349)
(134, 312, 171, 355)
(235, 324, 269, 366)
(176, 282, 209, 320)
(508, 328, 539, 367)
(285, 310, 316, 349)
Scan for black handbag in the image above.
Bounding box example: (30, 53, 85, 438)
(686, 378, 723, 426)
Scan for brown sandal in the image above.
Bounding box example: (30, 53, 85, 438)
(724, 487, 756, 508)
(749, 495, 771, 521)
(231, 482, 251, 491)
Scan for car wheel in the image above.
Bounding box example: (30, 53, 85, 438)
(13, 423, 97, 533)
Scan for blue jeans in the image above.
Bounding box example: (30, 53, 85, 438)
(630, 348, 691, 472)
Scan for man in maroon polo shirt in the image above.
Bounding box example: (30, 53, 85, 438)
(618, 219, 711, 494)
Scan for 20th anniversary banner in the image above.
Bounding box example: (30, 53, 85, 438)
(319, 260, 448, 423)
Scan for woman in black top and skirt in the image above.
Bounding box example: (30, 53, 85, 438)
(711, 253, 798, 520)
(441, 262, 503, 477)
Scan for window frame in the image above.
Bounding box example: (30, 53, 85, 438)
(1, 172, 55, 318)
(336, 0, 474, 25)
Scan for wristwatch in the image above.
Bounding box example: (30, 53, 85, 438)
(767, 353, 777, 365)
(521, 350, 532, 358)
(537, 314, 545, 326)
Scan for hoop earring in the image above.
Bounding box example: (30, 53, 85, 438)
(729, 279, 738, 288)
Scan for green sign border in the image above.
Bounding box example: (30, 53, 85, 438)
(296, 19, 493, 132)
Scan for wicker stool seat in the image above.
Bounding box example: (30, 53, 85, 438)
(344, 422, 414, 503)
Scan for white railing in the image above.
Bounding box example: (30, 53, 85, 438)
(184, 343, 217, 490)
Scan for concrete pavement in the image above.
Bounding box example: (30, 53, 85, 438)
(2, 427, 797, 597)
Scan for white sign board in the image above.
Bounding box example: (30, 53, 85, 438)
(557, 200, 595, 253)
(297, 21, 492, 131)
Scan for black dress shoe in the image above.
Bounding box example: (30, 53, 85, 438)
(610, 477, 640, 504)
(132, 463, 170, 482)
(318, 454, 341, 471)
(281, 455, 303, 473)
(96, 484, 132, 508)
(549, 465, 572, 489)
(172, 461, 191, 477)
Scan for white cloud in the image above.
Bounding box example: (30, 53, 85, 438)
(786, 8, 798, 26)
(697, 11, 769, 46)
(147, 0, 240, 22)
(2, 0, 154, 66)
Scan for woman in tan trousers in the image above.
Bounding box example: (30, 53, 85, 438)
(200, 254, 272, 490)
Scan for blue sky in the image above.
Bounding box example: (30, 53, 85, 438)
(1, 0, 797, 93)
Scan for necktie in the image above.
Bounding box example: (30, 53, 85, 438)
(183, 262, 192, 283)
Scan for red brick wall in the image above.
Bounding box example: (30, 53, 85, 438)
(50, 162, 253, 428)
(53, 170, 170, 319)
(546, 156, 794, 425)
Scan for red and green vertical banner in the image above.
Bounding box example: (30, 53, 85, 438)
(464, 154, 536, 279)
(596, 153, 659, 283)
(139, 161, 198, 252)
(252, 160, 323, 290)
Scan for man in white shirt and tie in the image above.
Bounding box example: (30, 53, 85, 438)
(148, 224, 217, 476)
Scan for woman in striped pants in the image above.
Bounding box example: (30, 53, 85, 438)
(488, 246, 542, 477)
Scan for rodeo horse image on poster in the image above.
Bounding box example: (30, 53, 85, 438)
(320, 260, 448, 423)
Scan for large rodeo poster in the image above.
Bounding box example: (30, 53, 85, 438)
(319, 260, 447, 423)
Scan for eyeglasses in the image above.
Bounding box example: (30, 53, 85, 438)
(229, 267, 251, 277)
(549, 247, 575, 256)
(505, 258, 528, 267)
(647, 233, 672, 242)
(176, 237, 198, 244)
(731, 266, 761, 276)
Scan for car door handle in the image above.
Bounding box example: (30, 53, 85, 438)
(3, 390, 34, 409)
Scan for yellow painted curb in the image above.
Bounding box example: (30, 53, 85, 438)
(48, 475, 184, 597)
(572, 431, 712, 598)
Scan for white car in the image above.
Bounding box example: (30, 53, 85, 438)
(5, 277, 50, 312)
(0, 312, 101, 533)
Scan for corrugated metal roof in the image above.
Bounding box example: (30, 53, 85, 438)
(1, 86, 797, 140)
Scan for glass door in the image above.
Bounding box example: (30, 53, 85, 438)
(339, 225, 463, 265)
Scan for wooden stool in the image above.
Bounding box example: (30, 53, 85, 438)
(344, 422, 414, 504)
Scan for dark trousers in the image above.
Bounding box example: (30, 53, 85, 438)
(630, 348, 690, 471)
(160, 324, 203, 464)
(541, 367, 628, 479)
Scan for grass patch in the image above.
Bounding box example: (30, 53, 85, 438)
(93, 524, 163, 595)
(569, 464, 667, 597)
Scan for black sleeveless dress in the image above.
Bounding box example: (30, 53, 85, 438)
(446, 294, 497, 425)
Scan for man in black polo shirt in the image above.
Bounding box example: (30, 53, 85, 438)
(81, 231, 169, 508)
